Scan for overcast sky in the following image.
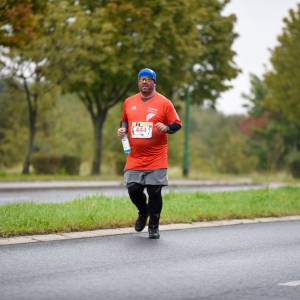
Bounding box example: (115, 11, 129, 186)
(216, 0, 300, 115)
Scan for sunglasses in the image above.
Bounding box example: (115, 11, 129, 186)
(138, 77, 153, 82)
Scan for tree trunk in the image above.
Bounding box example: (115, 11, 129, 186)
(91, 111, 107, 175)
(22, 108, 36, 174)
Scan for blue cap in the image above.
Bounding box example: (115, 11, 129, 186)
(138, 68, 156, 83)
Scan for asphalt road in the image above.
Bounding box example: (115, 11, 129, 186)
(0, 184, 264, 205)
(1, 221, 300, 300)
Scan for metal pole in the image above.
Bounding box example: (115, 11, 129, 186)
(183, 85, 191, 176)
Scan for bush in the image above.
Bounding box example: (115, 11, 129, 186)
(115, 155, 126, 176)
(31, 154, 61, 174)
(61, 155, 81, 175)
(285, 149, 300, 178)
(290, 161, 300, 178)
(31, 154, 81, 175)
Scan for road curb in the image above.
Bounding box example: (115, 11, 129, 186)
(1, 215, 299, 246)
(0, 179, 259, 191)
(1, 180, 299, 192)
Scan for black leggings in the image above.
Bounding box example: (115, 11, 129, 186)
(128, 183, 163, 216)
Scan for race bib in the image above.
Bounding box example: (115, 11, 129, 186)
(131, 122, 153, 138)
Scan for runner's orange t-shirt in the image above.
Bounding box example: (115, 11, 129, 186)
(120, 92, 182, 170)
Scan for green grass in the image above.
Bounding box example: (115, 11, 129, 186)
(1, 187, 300, 238)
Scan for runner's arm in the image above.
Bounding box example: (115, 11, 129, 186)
(166, 123, 181, 134)
(120, 121, 128, 131)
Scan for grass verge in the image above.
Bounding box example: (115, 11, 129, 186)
(1, 186, 300, 238)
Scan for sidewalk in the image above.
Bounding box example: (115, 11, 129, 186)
(0, 178, 258, 191)
(1, 215, 300, 246)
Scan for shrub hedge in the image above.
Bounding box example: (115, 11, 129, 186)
(31, 154, 81, 175)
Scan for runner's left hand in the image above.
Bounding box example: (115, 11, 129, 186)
(155, 123, 167, 132)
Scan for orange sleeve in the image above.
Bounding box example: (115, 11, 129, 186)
(165, 100, 182, 126)
(120, 100, 128, 122)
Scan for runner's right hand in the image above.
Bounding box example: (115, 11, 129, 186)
(117, 127, 127, 138)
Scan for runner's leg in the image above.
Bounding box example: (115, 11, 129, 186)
(128, 183, 148, 214)
(147, 185, 162, 226)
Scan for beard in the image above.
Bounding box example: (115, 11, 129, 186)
(139, 83, 155, 96)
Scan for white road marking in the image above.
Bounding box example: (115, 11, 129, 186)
(278, 280, 300, 286)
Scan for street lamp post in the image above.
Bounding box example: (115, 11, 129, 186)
(183, 85, 191, 176)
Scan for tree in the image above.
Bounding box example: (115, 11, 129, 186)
(0, 0, 46, 47)
(0, 1, 81, 174)
(211, 126, 257, 174)
(60, 0, 239, 175)
(0, 58, 58, 174)
(240, 74, 272, 170)
(0, 89, 28, 170)
(242, 74, 269, 118)
(1, 0, 239, 175)
(264, 4, 300, 125)
(190, 0, 240, 106)
(0, 80, 5, 93)
(241, 73, 300, 174)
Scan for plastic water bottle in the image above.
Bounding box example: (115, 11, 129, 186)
(122, 134, 131, 154)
